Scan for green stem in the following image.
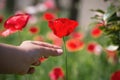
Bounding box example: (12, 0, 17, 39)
(18, 31, 22, 44)
(63, 37, 68, 80)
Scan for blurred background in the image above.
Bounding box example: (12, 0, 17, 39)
(0, 0, 120, 80)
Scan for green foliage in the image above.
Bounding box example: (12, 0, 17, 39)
(91, 4, 120, 50)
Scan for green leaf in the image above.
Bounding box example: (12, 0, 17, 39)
(107, 16, 120, 22)
(103, 5, 117, 21)
(90, 9, 105, 14)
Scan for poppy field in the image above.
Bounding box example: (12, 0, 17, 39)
(0, 1, 120, 80)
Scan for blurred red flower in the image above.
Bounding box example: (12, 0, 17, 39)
(39, 57, 47, 62)
(66, 39, 84, 52)
(47, 32, 62, 46)
(105, 45, 118, 64)
(52, 38, 63, 46)
(87, 42, 102, 55)
(44, 0, 55, 9)
(87, 43, 95, 53)
(91, 27, 102, 38)
(70, 32, 84, 40)
(91, 23, 104, 38)
(48, 18, 78, 38)
(29, 26, 39, 34)
(1, 13, 30, 37)
(49, 67, 64, 80)
(33, 35, 44, 41)
(105, 49, 118, 64)
(111, 70, 120, 80)
(106, 50, 117, 60)
(43, 12, 56, 21)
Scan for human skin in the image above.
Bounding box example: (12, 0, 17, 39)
(0, 41, 63, 75)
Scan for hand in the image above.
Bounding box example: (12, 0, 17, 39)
(0, 41, 63, 75)
(19, 41, 63, 74)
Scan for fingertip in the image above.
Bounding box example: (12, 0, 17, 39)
(56, 49, 63, 55)
(51, 49, 63, 56)
(39, 47, 63, 57)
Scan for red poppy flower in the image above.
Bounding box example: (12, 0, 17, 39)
(87, 43, 96, 53)
(66, 39, 84, 52)
(4, 13, 30, 30)
(48, 18, 78, 38)
(33, 35, 44, 41)
(29, 26, 39, 34)
(70, 32, 84, 40)
(91, 23, 104, 38)
(47, 32, 63, 46)
(87, 42, 102, 55)
(91, 27, 102, 38)
(49, 67, 64, 80)
(111, 70, 120, 80)
(1, 13, 30, 37)
(52, 38, 63, 46)
(43, 12, 56, 21)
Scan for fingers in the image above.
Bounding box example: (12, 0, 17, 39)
(39, 47, 63, 57)
(31, 41, 61, 49)
(30, 41, 63, 57)
(27, 60, 41, 74)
